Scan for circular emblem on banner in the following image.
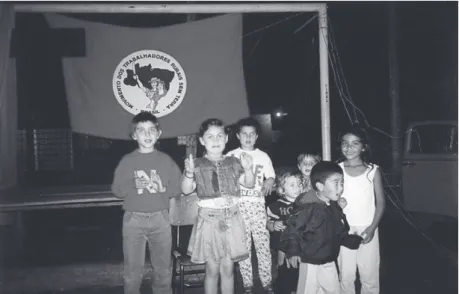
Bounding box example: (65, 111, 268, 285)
(112, 50, 187, 117)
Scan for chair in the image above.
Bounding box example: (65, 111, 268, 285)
(171, 224, 205, 294)
(170, 193, 240, 294)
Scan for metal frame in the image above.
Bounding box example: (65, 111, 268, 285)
(14, 3, 331, 159)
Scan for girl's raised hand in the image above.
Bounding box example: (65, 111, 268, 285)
(184, 154, 195, 174)
(240, 152, 253, 171)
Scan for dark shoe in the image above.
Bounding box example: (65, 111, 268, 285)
(243, 287, 253, 294)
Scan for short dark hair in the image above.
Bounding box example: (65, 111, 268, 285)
(310, 161, 343, 191)
(235, 117, 261, 135)
(130, 111, 160, 136)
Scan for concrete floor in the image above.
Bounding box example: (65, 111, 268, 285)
(1, 206, 457, 294)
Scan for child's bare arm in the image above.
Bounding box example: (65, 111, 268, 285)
(261, 177, 275, 197)
(239, 153, 255, 188)
(261, 156, 276, 196)
(181, 154, 196, 195)
(362, 168, 386, 243)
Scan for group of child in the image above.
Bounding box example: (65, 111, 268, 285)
(111, 112, 385, 294)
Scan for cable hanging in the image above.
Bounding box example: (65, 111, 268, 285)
(325, 20, 456, 265)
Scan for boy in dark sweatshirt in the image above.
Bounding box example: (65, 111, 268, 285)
(279, 161, 350, 294)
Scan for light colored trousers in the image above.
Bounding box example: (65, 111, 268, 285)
(338, 226, 380, 294)
(237, 201, 272, 289)
(296, 261, 340, 294)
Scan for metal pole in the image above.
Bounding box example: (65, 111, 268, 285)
(318, 6, 331, 160)
(185, 7, 197, 158)
(14, 3, 326, 13)
(14, 2, 332, 160)
(186, 1, 197, 22)
(388, 3, 403, 176)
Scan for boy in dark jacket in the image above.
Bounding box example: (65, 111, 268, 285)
(279, 161, 350, 294)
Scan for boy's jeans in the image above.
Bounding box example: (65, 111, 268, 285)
(123, 210, 172, 294)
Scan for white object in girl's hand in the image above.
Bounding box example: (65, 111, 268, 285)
(184, 153, 195, 174)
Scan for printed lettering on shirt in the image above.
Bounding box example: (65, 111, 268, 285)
(241, 189, 261, 196)
(134, 170, 166, 194)
(240, 164, 265, 197)
(254, 164, 264, 187)
(279, 206, 293, 216)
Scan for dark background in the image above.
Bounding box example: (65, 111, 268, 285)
(12, 1, 458, 185)
(4, 5, 458, 292)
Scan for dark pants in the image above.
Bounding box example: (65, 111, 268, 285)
(274, 263, 300, 294)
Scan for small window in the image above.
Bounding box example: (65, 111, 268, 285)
(409, 124, 458, 154)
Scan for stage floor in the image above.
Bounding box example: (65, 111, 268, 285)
(1, 206, 457, 294)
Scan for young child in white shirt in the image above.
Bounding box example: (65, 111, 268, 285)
(226, 117, 276, 293)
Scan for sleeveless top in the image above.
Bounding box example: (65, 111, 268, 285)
(339, 162, 378, 226)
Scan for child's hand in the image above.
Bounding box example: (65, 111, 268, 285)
(360, 226, 376, 244)
(338, 197, 347, 209)
(273, 221, 286, 231)
(261, 178, 275, 197)
(184, 154, 195, 174)
(151, 173, 166, 193)
(240, 152, 253, 171)
(135, 177, 150, 189)
(277, 250, 286, 266)
(287, 256, 301, 268)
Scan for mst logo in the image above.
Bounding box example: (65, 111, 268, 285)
(112, 50, 187, 117)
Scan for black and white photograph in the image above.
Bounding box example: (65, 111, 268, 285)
(0, 2, 457, 294)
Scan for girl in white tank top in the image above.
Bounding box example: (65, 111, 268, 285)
(337, 126, 386, 294)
